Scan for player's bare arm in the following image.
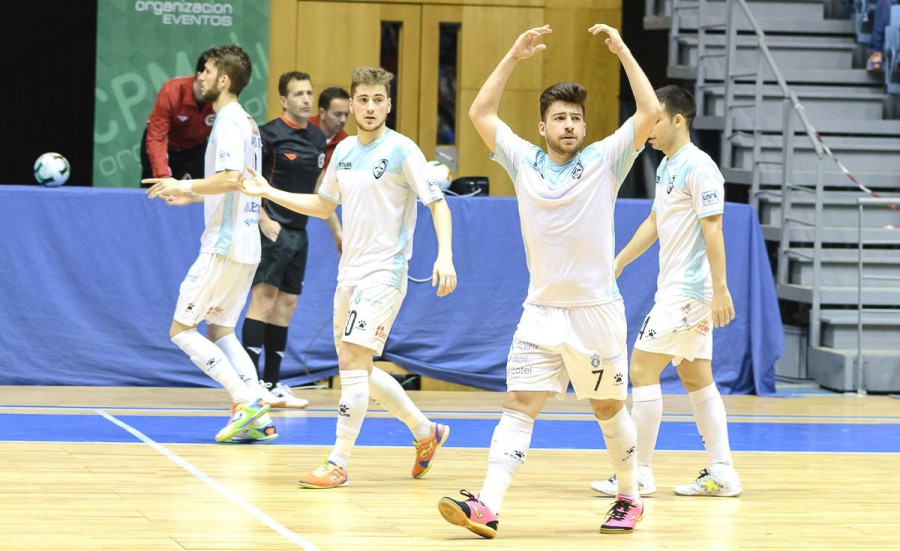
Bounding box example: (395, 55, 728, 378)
(614, 211, 659, 278)
(589, 23, 661, 149)
(699, 214, 736, 328)
(314, 169, 343, 254)
(427, 199, 457, 297)
(241, 166, 337, 220)
(469, 24, 552, 152)
(143, 169, 242, 199)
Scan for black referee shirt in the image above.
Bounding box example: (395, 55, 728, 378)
(259, 115, 327, 230)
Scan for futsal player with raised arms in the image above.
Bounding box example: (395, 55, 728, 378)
(240, 66, 457, 488)
(437, 23, 661, 537)
(591, 84, 742, 498)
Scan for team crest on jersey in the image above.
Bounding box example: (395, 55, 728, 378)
(373, 158, 388, 179)
(572, 159, 584, 179)
(318, 153, 325, 169)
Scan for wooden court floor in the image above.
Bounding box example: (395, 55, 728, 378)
(0, 386, 898, 550)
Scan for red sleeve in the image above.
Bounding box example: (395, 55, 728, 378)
(145, 82, 175, 178)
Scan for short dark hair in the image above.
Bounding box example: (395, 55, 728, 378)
(655, 85, 696, 127)
(196, 49, 213, 74)
(351, 66, 393, 97)
(318, 87, 350, 111)
(207, 45, 252, 96)
(539, 82, 587, 121)
(278, 71, 312, 97)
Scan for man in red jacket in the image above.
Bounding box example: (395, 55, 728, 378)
(308, 86, 350, 171)
(140, 50, 216, 187)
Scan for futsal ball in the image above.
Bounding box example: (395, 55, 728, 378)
(33, 152, 71, 187)
(427, 160, 452, 190)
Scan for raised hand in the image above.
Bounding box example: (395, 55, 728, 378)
(589, 24, 627, 56)
(240, 166, 273, 197)
(509, 24, 552, 60)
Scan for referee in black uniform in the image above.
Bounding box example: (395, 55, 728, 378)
(242, 71, 343, 408)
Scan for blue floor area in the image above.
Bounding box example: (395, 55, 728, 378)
(1, 413, 898, 453)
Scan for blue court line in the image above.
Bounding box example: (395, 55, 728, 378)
(1, 413, 898, 453)
(2, 405, 898, 421)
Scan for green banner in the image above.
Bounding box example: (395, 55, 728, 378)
(94, 0, 270, 187)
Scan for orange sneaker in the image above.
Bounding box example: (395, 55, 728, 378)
(412, 422, 450, 478)
(298, 461, 349, 489)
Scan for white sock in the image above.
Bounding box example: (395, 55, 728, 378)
(328, 370, 370, 468)
(597, 406, 639, 499)
(688, 383, 734, 466)
(214, 333, 261, 388)
(479, 409, 534, 514)
(171, 329, 253, 402)
(369, 367, 431, 441)
(631, 384, 663, 468)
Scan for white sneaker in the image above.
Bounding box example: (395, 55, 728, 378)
(674, 465, 742, 497)
(590, 466, 657, 496)
(256, 380, 287, 408)
(270, 382, 310, 409)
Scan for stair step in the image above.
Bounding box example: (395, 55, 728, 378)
(757, 191, 900, 228)
(761, 224, 900, 243)
(671, 15, 853, 35)
(819, 309, 900, 325)
(723, 168, 899, 190)
(759, 190, 900, 205)
(670, 65, 883, 84)
(696, 116, 900, 135)
(730, 135, 900, 173)
(777, 283, 900, 305)
(787, 249, 900, 263)
(676, 38, 855, 72)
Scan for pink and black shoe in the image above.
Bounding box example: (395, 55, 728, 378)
(600, 494, 644, 534)
(438, 490, 499, 539)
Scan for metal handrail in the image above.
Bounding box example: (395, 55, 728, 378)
(856, 197, 900, 395)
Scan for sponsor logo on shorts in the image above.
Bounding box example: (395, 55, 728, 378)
(186, 302, 195, 311)
(508, 365, 533, 377)
(375, 325, 386, 340)
(357, 320, 367, 331)
(591, 354, 602, 367)
(702, 190, 719, 206)
(614, 372, 625, 385)
(601, 353, 623, 365)
(696, 320, 711, 335)
(513, 339, 538, 353)
(205, 306, 223, 317)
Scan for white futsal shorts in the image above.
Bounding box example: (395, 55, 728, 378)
(633, 295, 713, 365)
(506, 300, 629, 401)
(333, 283, 405, 356)
(173, 252, 257, 328)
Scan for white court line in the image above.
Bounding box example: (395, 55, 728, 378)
(95, 409, 322, 551)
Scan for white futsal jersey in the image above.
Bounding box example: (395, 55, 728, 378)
(318, 129, 445, 293)
(492, 119, 641, 306)
(651, 142, 725, 303)
(198, 101, 263, 265)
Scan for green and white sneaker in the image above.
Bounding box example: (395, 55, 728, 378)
(214, 397, 270, 443)
(223, 412, 278, 443)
